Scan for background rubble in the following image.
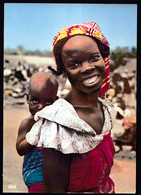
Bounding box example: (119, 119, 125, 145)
(4, 54, 136, 159)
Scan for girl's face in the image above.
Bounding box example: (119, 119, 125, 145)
(61, 35, 105, 95)
(27, 83, 57, 116)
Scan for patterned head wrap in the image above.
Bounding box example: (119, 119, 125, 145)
(52, 22, 110, 97)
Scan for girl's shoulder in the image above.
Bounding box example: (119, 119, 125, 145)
(98, 97, 114, 109)
(98, 97, 115, 131)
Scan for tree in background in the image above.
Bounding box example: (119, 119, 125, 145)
(4, 45, 136, 62)
(109, 46, 137, 72)
(16, 45, 25, 55)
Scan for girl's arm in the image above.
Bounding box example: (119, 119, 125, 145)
(16, 117, 35, 156)
(43, 148, 70, 193)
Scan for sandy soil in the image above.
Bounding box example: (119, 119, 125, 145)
(3, 106, 136, 193)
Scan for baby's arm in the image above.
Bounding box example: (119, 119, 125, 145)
(16, 116, 36, 156)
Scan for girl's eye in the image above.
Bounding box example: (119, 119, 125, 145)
(89, 55, 100, 63)
(69, 62, 80, 69)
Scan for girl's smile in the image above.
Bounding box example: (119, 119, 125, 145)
(82, 74, 100, 87)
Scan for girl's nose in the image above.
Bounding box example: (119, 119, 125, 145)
(81, 61, 95, 73)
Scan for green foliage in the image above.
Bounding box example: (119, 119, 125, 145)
(4, 46, 136, 72)
(4, 46, 53, 57)
(109, 46, 137, 72)
(16, 45, 25, 55)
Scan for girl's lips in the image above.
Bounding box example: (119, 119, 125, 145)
(82, 75, 99, 87)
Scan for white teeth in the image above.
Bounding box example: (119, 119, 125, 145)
(83, 76, 98, 85)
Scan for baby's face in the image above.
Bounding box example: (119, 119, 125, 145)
(27, 83, 57, 116)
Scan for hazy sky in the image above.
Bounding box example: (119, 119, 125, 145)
(4, 3, 137, 52)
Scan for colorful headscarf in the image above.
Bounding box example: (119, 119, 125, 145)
(52, 22, 110, 97)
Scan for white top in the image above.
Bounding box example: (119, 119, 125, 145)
(26, 98, 115, 154)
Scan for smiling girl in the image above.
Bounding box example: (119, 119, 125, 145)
(26, 22, 115, 193)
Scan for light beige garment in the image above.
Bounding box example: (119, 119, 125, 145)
(26, 98, 115, 154)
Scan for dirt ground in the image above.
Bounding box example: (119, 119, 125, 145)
(3, 106, 136, 193)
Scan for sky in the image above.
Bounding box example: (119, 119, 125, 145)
(4, 3, 137, 52)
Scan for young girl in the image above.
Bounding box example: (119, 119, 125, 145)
(16, 72, 58, 193)
(26, 22, 115, 193)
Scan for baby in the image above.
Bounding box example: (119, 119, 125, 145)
(16, 72, 58, 193)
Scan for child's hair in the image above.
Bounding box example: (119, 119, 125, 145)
(26, 72, 58, 96)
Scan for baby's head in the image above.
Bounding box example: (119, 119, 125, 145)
(27, 72, 58, 116)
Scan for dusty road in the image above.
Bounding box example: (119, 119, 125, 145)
(3, 107, 136, 193)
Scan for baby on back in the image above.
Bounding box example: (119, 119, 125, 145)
(16, 72, 58, 192)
